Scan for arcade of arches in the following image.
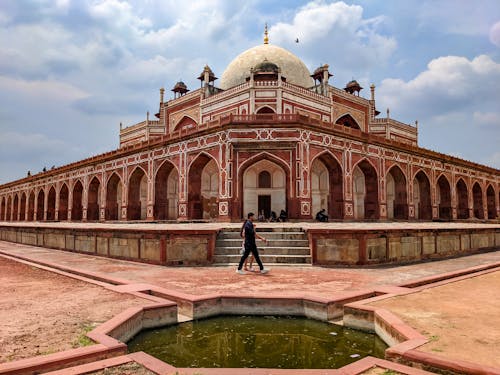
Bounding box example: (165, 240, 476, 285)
(1, 153, 498, 222)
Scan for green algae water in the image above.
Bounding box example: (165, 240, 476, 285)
(127, 315, 387, 369)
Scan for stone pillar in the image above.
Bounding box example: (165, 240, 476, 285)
(54, 184, 60, 221)
(43, 188, 48, 221)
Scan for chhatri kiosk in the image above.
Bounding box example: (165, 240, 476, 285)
(0, 27, 499, 224)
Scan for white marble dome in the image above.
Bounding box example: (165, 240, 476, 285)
(219, 44, 314, 90)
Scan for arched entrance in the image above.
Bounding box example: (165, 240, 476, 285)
(12, 194, 19, 221)
(243, 159, 286, 219)
(472, 182, 484, 219)
(188, 154, 219, 220)
(20, 193, 27, 221)
(59, 184, 69, 221)
(47, 187, 56, 220)
(311, 153, 343, 220)
(437, 175, 451, 220)
(335, 114, 361, 130)
(36, 189, 45, 221)
(128, 168, 147, 220)
(106, 174, 122, 220)
(486, 185, 496, 219)
(154, 161, 178, 220)
(353, 160, 379, 219)
(256, 106, 275, 114)
(386, 166, 408, 219)
(456, 179, 469, 219)
(28, 192, 35, 221)
(413, 171, 431, 220)
(6, 196, 12, 221)
(72, 181, 83, 221)
(0, 197, 5, 221)
(88, 177, 100, 221)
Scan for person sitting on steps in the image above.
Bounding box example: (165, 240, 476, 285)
(316, 208, 329, 222)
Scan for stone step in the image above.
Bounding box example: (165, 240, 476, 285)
(216, 239, 309, 247)
(222, 226, 304, 233)
(214, 246, 311, 256)
(218, 231, 307, 240)
(213, 254, 312, 264)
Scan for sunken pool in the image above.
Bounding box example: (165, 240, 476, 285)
(127, 315, 387, 369)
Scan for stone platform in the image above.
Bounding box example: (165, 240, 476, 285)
(0, 221, 498, 267)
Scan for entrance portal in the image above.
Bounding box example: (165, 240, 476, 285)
(258, 195, 271, 218)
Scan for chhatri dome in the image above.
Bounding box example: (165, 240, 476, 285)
(219, 25, 314, 90)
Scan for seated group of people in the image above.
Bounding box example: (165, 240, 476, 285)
(258, 209, 288, 222)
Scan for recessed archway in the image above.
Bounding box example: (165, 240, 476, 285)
(28, 192, 35, 221)
(59, 184, 69, 221)
(456, 179, 469, 219)
(36, 189, 45, 221)
(12, 194, 19, 221)
(243, 159, 286, 219)
(335, 114, 361, 130)
(188, 154, 219, 220)
(128, 168, 148, 220)
(155, 161, 179, 220)
(88, 177, 101, 221)
(353, 160, 379, 219)
(47, 187, 56, 220)
(106, 174, 122, 221)
(6, 196, 12, 221)
(311, 153, 343, 220)
(20, 192, 27, 221)
(486, 185, 496, 220)
(256, 106, 275, 114)
(413, 171, 432, 220)
(0, 197, 5, 221)
(437, 175, 451, 220)
(72, 181, 83, 221)
(386, 166, 408, 220)
(472, 182, 484, 219)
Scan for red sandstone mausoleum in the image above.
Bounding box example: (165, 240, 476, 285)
(1, 29, 499, 223)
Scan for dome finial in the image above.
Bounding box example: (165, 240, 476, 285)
(264, 23, 269, 44)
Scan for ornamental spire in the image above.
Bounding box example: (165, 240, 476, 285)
(264, 23, 269, 44)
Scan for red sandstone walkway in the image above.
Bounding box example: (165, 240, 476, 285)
(1, 240, 499, 299)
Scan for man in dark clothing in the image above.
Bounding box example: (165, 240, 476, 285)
(237, 212, 269, 274)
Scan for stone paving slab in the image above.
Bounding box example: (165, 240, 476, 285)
(1, 240, 499, 299)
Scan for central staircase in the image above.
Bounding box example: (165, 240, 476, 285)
(213, 226, 311, 266)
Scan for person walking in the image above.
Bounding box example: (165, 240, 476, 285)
(236, 212, 269, 275)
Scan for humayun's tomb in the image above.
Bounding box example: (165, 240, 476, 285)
(0, 29, 499, 225)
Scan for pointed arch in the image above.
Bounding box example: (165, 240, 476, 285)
(36, 189, 45, 221)
(472, 182, 484, 219)
(6, 196, 12, 221)
(106, 173, 122, 220)
(311, 151, 343, 219)
(47, 186, 56, 220)
(256, 105, 275, 114)
(12, 194, 19, 221)
(437, 174, 451, 220)
(0, 196, 5, 221)
(456, 178, 469, 219)
(486, 185, 496, 220)
(20, 192, 27, 221)
(72, 180, 84, 221)
(413, 170, 431, 220)
(27, 191, 35, 221)
(188, 153, 219, 219)
(173, 115, 198, 132)
(335, 113, 361, 130)
(88, 176, 101, 221)
(128, 166, 148, 220)
(353, 159, 379, 219)
(386, 165, 408, 219)
(154, 160, 179, 220)
(59, 183, 69, 221)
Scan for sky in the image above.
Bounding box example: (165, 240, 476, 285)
(0, 0, 499, 184)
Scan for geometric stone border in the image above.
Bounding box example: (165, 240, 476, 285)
(0, 249, 498, 374)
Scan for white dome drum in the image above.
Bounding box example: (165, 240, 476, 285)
(219, 44, 314, 90)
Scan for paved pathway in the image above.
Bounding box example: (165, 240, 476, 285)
(1, 240, 499, 299)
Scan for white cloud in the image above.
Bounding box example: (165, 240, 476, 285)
(269, 1, 396, 79)
(490, 21, 500, 47)
(0, 76, 87, 101)
(473, 111, 500, 126)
